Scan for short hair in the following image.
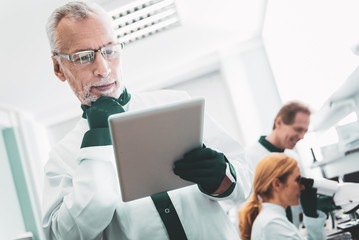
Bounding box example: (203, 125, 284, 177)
(273, 101, 311, 129)
(46, 1, 111, 52)
(238, 153, 298, 240)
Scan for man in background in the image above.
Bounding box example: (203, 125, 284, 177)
(246, 101, 310, 171)
(246, 101, 310, 225)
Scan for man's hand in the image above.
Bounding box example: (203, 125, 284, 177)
(81, 96, 125, 148)
(173, 147, 227, 194)
(86, 96, 125, 129)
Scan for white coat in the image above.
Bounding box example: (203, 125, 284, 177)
(245, 138, 301, 172)
(251, 203, 326, 240)
(42, 89, 253, 240)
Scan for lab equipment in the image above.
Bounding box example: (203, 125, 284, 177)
(300, 177, 359, 214)
(301, 177, 359, 239)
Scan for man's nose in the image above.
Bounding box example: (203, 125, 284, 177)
(298, 131, 306, 140)
(93, 51, 111, 77)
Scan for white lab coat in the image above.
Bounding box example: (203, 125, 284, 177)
(251, 203, 326, 240)
(42, 89, 253, 240)
(245, 140, 302, 172)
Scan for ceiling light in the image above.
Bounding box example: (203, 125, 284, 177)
(109, 0, 180, 44)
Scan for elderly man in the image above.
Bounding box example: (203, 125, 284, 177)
(41, 1, 252, 239)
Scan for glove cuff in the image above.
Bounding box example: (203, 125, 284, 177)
(81, 128, 112, 148)
(199, 160, 237, 197)
(199, 182, 236, 198)
(215, 160, 237, 197)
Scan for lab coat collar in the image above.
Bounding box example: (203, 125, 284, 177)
(258, 135, 284, 153)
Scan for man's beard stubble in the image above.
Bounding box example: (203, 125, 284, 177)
(77, 77, 122, 105)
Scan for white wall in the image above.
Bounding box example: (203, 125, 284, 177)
(166, 70, 244, 144)
(0, 1, 78, 120)
(263, 0, 359, 111)
(219, 38, 282, 146)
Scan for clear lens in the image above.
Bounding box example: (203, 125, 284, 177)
(71, 51, 94, 65)
(101, 44, 122, 59)
(65, 43, 122, 65)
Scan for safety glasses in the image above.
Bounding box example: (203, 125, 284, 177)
(54, 43, 124, 65)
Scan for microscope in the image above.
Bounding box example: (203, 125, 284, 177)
(301, 177, 359, 239)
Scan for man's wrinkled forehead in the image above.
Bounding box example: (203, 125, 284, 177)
(55, 16, 83, 52)
(55, 13, 115, 52)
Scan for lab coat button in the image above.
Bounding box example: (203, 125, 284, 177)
(165, 208, 170, 213)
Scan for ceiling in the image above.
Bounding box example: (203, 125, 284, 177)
(0, 0, 265, 125)
(1, 0, 359, 128)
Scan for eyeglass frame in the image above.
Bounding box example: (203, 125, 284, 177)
(53, 42, 124, 65)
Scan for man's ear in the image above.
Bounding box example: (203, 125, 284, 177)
(275, 117, 283, 129)
(52, 56, 66, 82)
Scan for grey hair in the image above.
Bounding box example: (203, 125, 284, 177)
(46, 1, 111, 52)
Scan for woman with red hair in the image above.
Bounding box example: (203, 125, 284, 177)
(239, 153, 326, 240)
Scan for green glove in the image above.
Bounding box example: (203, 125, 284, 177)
(81, 96, 125, 148)
(300, 187, 318, 218)
(173, 146, 227, 194)
(86, 96, 125, 129)
(317, 195, 337, 217)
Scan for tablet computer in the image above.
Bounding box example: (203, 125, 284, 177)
(109, 97, 205, 202)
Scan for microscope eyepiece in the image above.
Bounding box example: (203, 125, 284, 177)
(300, 177, 314, 189)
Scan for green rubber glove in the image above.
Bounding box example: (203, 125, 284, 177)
(173, 146, 227, 194)
(317, 195, 337, 217)
(86, 96, 125, 129)
(300, 187, 318, 218)
(81, 96, 125, 148)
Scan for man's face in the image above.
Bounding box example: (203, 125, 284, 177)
(52, 12, 122, 105)
(276, 112, 310, 149)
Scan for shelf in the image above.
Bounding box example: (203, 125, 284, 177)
(310, 65, 359, 132)
(311, 150, 359, 178)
